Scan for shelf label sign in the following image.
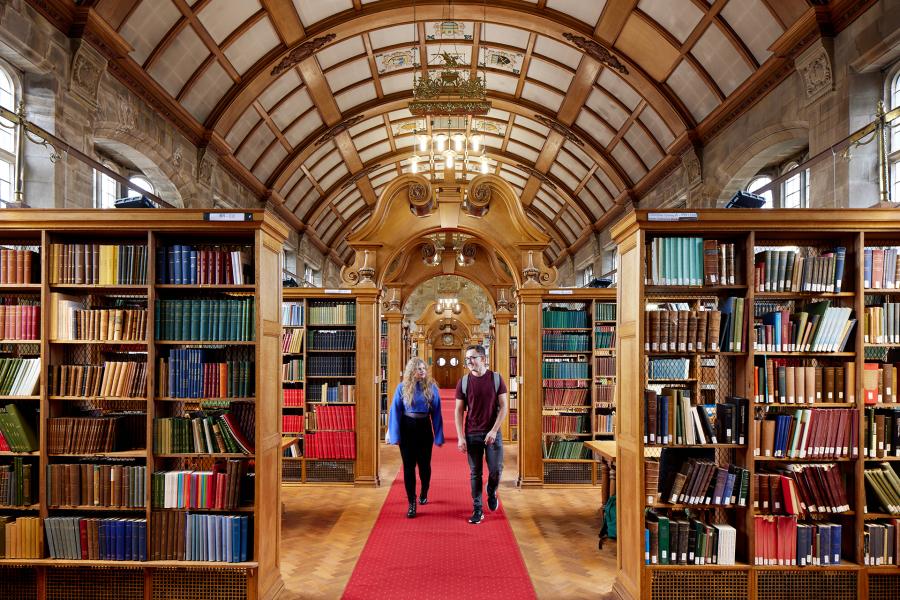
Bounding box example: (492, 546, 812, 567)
(647, 212, 698, 221)
(324, 289, 352, 294)
(205, 212, 253, 221)
(548, 289, 574, 295)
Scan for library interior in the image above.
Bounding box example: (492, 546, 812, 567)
(0, 1, 899, 599)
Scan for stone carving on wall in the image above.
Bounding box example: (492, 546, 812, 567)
(196, 147, 214, 186)
(69, 41, 106, 108)
(171, 146, 183, 171)
(113, 100, 137, 135)
(271, 34, 337, 76)
(795, 38, 834, 105)
(682, 147, 702, 189)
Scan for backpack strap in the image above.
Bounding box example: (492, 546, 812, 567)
(493, 371, 500, 394)
(461, 374, 469, 400)
(461, 372, 500, 401)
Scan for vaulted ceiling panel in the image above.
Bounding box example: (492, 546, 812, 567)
(585, 177, 613, 211)
(319, 164, 350, 193)
(369, 24, 417, 49)
(611, 142, 646, 184)
(293, 0, 352, 28)
(226, 107, 261, 149)
(691, 24, 753, 96)
(280, 169, 306, 199)
(325, 57, 371, 93)
(255, 143, 288, 183)
(223, 18, 278, 75)
(316, 36, 365, 70)
(721, 0, 784, 64)
(638, 106, 676, 149)
(353, 126, 387, 151)
(575, 110, 615, 147)
(295, 190, 320, 220)
(147, 28, 208, 97)
(380, 73, 414, 95)
(119, 0, 180, 66)
(526, 58, 573, 94)
(481, 24, 530, 48)
(597, 69, 641, 111)
(563, 141, 593, 174)
(358, 141, 391, 163)
(546, 0, 606, 28)
(578, 186, 605, 217)
(585, 89, 629, 131)
(283, 109, 323, 146)
(666, 60, 719, 122)
(509, 126, 547, 151)
(521, 83, 562, 111)
(557, 146, 589, 183)
(259, 70, 302, 111)
(506, 141, 539, 163)
(335, 83, 377, 113)
(637, 0, 704, 44)
(534, 35, 583, 68)
(309, 149, 342, 181)
(484, 71, 518, 95)
(182, 61, 231, 122)
(593, 168, 620, 198)
(549, 164, 580, 197)
(333, 187, 359, 213)
(615, 14, 680, 82)
(624, 123, 664, 169)
(236, 123, 275, 169)
(271, 90, 313, 130)
(197, 0, 261, 44)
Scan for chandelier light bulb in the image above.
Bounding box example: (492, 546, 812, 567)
(470, 134, 482, 152)
(444, 151, 456, 169)
(418, 134, 429, 152)
(452, 133, 466, 152)
(411, 155, 419, 173)
(434, 134, 448, 152)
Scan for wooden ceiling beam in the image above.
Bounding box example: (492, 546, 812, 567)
(595, 0, 638, 45)
(260, 0, 305, 45)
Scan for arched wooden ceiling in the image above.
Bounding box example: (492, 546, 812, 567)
(67, 0, 825, 265)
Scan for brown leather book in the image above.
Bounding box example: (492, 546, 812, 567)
(678, 310, 690, 352)
(707, 311, 722, 351)
(785, 366, 796, 404)
(667, 312, 678, 353)
(823, 367, 835, 402)
(815, 368, 824, 402)
(697, 311, 708, 352)
(795, 366, 806, 405)
(836, 368, 845, 402)
(687, 312, 698, 351)
(658, 311, 669, 352)
(761, 418, 776, 457)
(703, 239, 720, 285)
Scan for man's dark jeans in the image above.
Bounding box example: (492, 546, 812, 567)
(465, 432, 503, 510)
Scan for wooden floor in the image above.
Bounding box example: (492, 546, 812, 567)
(278, 442, 617, 599)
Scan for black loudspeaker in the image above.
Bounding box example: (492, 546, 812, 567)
(725, 190, 765, 209)
(114, 195, 157, 209)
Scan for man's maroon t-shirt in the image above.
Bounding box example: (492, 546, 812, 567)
(455, 369, 508, 435)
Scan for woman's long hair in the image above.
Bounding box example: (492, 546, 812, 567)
(401, 358, 436, 409)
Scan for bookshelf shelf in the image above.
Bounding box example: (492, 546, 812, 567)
(0, 210, 288, 598)
(649, 502, 747, 510)
(305, 401, 356, 405)
(644, 285, 748, 294)
(0, 504, 39, 510)
(305, 375, 355, 379)
(864, 289, 900, 294)
(306, 323, 356, 328)
(612, 209, 900, 599)
(645, 564, 751, 570)
(646, 443, 745, 449)
(306, 349, 355, 353)
(863, 456, 900, 461)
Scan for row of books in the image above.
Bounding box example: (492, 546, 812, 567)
(643, 390, 748, 446)
(644, 309, 723, 353)
(307, 302, 355, 326)
(283, 388, 304, 407)
(542, 440, 590, 459)
(151, 461, 249, 510)
(304, 431, 356, 459)
(0, 358, 39, 396)
(541, 306, 589, 329)
(756, 302, 855, 353)
(150, 512, 250, 562)
(308, 329, 355, 350)
(282, 302, 304, 326)
(307, 355, 356, 377)
(864, 408, 900, 458)
(48, 414, 146, 455)
(595, 381, 615, 403)
(659, 459, 750, 507)
(309, 404, 355, 430)
(0, 516, 42, 558)
(645, 512, 736, 565)
(0, 248, 37, 284)
(51, 301, 146, 341)
(45, 516, 146, 561)
(543, 387, 589, 407)
(0, 458, 33, 506)
(541, 360, 589, 379)
(158, 352, 253, 398)
(754, 409, 857, 459)
(283, 415, 303, 433)
(646, 237, 737, 287)
(863, 303, 900, 343)
(154, 298, 254, 342)
(753, 248, 846, 293)
(50, 243, 148, 286)
(0, 303, 39, 340)
(0, 403, 38, 451)
(153, 412, 253, 455)
(754, 517, 842, 566)
(595, 303, 616, 321)
(308, 382, 356, 403)
(754, 361, 854, 404)
(542, 332, 589, 352)
(595, 413, 614, 434)
(49, 361, 148, 399)
(47, 463, 145, 508)
(282, 329, 304, 353)
(156, 245, 251, 286)
(864, 247, 900, 289)
(594, 326, 615, 349)
(282, 436, 301, 458)
(863, 363, 900, 404)
(865, 463, 900, 514)
(542, 415, 589, 435)
(754, 464, 850, 516)
(647, 358, 690, 380)
(865, 520, 899, 565)
(282, 359, 303, 382)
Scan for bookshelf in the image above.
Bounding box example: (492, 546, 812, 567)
(0, 209, 288, 600)
(379, 317, 388, 442)
(612, 210, 900, 600)
(538, 288, 617, 486)
(280, 288, 377, 485)
(509, 318, 518, 442)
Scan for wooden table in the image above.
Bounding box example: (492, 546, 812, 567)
(585, 440, 616, 549)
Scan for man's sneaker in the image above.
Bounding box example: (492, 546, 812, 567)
(468, 508, 484, 524)
(487, 493, 499, 512)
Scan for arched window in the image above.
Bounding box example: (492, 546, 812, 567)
(747, 175, 773, 209)
(128, 175, 154, 196)
(0, 63, 19, 207)
(781, 162, 810, 208)
(890, 66, 900, 202)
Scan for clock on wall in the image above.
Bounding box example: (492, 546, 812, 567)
(442, 333, 454, 345)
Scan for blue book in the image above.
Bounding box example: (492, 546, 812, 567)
(116, 519, 125, 561)
(189, 250, 198, 285)
(831, 523, 841, 564)
(172, 246, 182, 285)
(156, 247, 166, 284)
(185, 514, 193, 561)
(231, 516, 241, 563)
(645, 528, 651, 564)
(864, 248, 873, 288)
(97, 521, 105, 560)
(820, 524, 831, 565)
(125, 520, 133, 561)
(138, 521, 147, 561)
(833, 247, 846, 292)
(240, 516, 249, 562)
(722, 471, 737, 505)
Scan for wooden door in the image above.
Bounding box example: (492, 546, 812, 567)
(433, 348, 462, 389)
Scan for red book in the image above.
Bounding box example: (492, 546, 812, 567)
(79, 518, 89, 559)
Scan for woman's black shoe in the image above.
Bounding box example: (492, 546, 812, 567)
(407, 503, 416, 518)
(418, 495, 428, 505)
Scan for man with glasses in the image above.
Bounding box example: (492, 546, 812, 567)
(455, 344, 508, 524)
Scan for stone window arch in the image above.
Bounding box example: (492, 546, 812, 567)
(888, 63, 900, 202)
(0, 60, 20, 206)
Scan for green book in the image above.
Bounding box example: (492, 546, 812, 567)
(3, 403, 37, 451)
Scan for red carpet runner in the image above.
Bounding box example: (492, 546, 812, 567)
(342, 389, 536, 599)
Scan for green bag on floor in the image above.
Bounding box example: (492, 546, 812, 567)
(601, 494, 616, 539)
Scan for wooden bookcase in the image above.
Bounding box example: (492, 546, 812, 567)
(509, 318, 518, 443)
(528, 288, 616, 486)
(379, 317, 388, 442)
(612, 210, 900, 600)
(279, 288, 379, 487)
(0, 209, 288, 600)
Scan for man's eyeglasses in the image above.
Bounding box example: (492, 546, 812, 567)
(464, 355, 483, 363)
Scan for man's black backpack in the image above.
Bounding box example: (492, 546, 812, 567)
(460, 371, 501, 401)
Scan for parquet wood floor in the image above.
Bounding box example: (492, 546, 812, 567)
(278, 443, 617, 599)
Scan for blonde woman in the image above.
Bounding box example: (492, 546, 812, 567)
(387, 358, 445, 518)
